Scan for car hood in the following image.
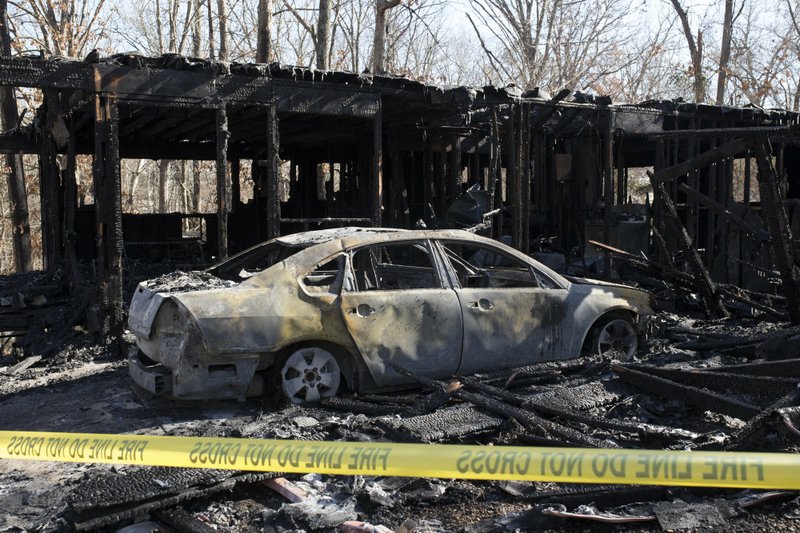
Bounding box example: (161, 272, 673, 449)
(564, 275, 656, 313)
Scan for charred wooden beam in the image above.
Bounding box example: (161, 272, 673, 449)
(623, 363, 798, 396)
(706, 358, 800, 378)
(267, 103, 280, 238)
(755, 141, 800, 324)
(391, 363, 616, 448)
(215, 105, 229, 259)
(652, 138, 748, 183)
(92, 95, 123, 338)
(612, 364, 761, 420)
(603, 113, 614, 279)
(372, 98, 383, 226)
(528, 88, 571, 129)
(39, 89, 63, 269)
(648, 125, 798, 139)
(678, 182, 770, 242)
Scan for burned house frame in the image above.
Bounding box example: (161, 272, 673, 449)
(0, 54, 798, 336)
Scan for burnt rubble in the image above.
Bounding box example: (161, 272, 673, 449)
(1, 310, 800, 532)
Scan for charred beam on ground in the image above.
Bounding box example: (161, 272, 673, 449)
(612, 364, 761, 420)
(391, 363, 616, 448)
(624, 363, 798, 396)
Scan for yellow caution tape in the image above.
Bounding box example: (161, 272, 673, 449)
(2, 430, 799, 490)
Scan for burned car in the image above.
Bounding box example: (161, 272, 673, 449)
(128, 228, 655, 403)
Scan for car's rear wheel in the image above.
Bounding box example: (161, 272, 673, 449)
(281, 347, 341, 404)
(593, 315, 638, 360)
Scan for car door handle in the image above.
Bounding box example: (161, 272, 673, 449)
(348, 303, 375, 317)
(469, 299, 494, 311)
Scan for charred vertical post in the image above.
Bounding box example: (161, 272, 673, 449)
(40, 90, 63, 269)
(489, 106, 502, 237)
(602, 111, 614, 279)
(93, 94, 123, 337)
(372, 98, 383, 226)
(506, 112, 520, 249)
(216, 105, 229, 259)
(448, 136, 461, 203)
(755, 140, 800, 324)
(520, 102, 531, 253)
(267, 102, 281, 239)
(437, 137, 447, 218)
(64, 119, 79, 292)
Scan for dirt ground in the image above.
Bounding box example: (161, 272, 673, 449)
(1, 315, 800, 532)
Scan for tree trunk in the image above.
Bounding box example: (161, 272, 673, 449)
(669, 0, 705, 102)
(0, 0, 32, 272)
(715, 0, 734, 106)
(217, 0, 228, 61)
(316, 0, 332, 69)
(371, 0, 401, 73)
(207, 0, 215, 59)
(158, 160, 170, 213)
(256, 0, 273, 62)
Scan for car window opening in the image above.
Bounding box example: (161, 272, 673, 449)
(302, 257, 342, 291)
(349, 242, 441, 291)
(442, 242, 543, 289)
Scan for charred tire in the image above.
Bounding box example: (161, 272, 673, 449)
(591, 312, 638, 361)
(280, 347, 341, 405)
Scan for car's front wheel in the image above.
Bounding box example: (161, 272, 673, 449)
(280, 347, 341, 404)
(592, 314, 638, 361)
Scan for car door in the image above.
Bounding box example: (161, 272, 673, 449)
(338, 239, 463, 387)
(435, 239, 571, 375)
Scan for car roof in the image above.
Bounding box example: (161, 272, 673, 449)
(275, 227, 407, 246)
(249, 228, 570, 289)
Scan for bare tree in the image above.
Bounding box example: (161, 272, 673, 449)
(715, 0, 735, 105)
(217, 0, 228, 60)
(371, 0, 400, 72)
(281, 0, 335, 69)
(256, 0, 273, 62)
(0, 0, 32, 272)
(669, 0, 706, 102)
(466, 0, 631, 93)
(9, 0, 107, 57)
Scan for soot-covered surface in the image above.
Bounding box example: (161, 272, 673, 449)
(1, 313, 800, 532)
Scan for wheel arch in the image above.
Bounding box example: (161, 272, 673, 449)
(580, 307, 638, 354)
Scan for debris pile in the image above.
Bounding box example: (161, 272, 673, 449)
(2, 312, 799, 531)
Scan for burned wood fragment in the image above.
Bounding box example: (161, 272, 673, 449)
(152, 508, 218, 533)
(263, 477, 307, 503)
(714, 385, 800, 451)
(391, 364, 616, 448)
(706, 358, 800, 377)
(623, 363, 799, 396)
(612, 364, 761, 420)
(462, 377, 698, 443)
